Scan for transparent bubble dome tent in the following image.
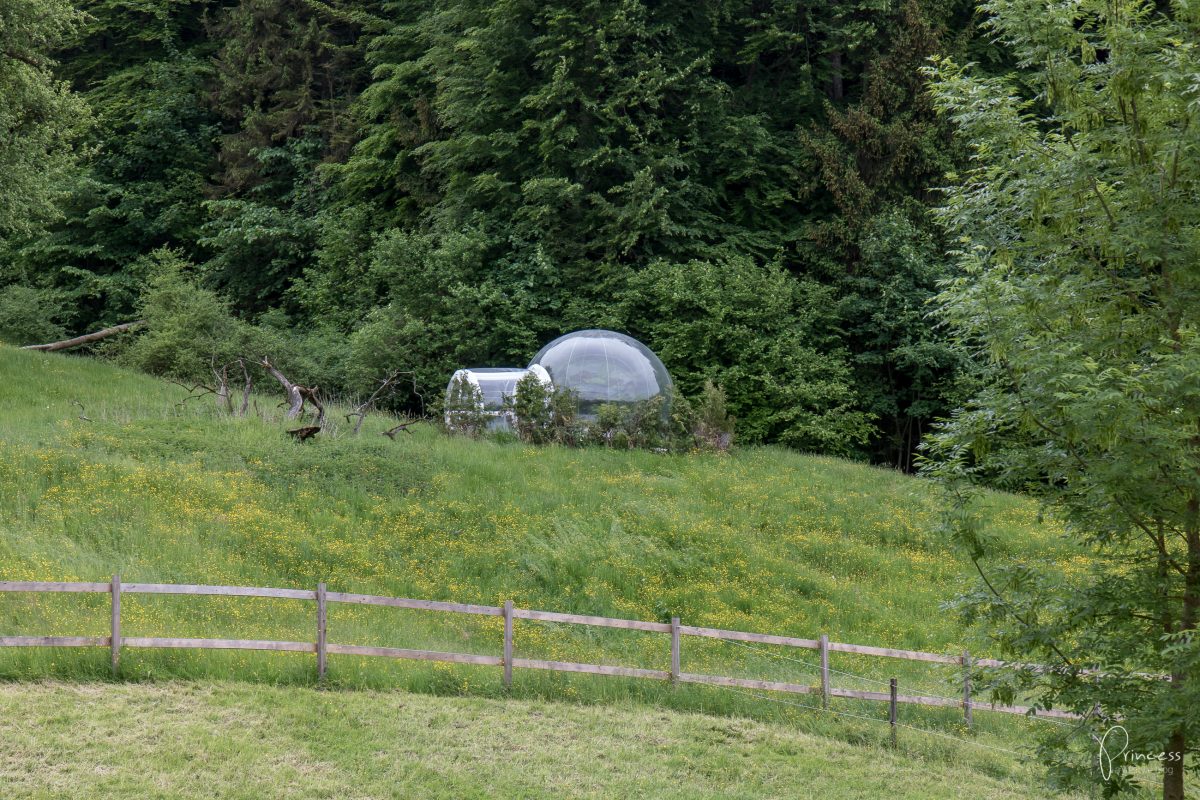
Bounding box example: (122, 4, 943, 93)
(528, 330, 672, 417)
(444, 330, 673, 429)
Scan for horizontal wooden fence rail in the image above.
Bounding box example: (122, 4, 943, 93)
(0, 578, 1083, 723)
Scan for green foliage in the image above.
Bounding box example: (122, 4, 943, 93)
(626, 256, 871, 454)
(0, 285, 67, 346)
(838, 210, 969, 469)
(509, 372, 552, 444)
(922, 1, 1200, 794)
(546, 385, 582, 446)
(0, 0, 89, 236)
(690, 381, 735, 453)
(443, 373, 487, 437)
(202, 0, 382, 312)
(9, 49, 217, 331)
(118, 250, 246, 381)
(507, 375, 726, 453)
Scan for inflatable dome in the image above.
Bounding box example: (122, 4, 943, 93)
(528, 329, 672, 417)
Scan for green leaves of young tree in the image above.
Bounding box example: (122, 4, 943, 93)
(923, 1, 1200, 795)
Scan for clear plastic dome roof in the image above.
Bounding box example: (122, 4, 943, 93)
(528, 329, 672, 416)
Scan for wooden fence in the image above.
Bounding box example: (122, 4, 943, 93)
(0, 577, 1080, 723)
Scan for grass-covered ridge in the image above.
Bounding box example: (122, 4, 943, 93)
(0, 344, 1085, 684)
(0, 345, 1098, 794)
(0, 346, 1079, 642)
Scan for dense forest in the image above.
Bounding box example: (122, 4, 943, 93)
(1, 0, 1002, 465)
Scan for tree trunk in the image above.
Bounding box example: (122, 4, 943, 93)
(829, 51, 844, 101)
(1163, 727, 1185, 800)
(1165, 504, 1199, 800)
(22, 320, 146, 352)
(259, 358, 304, 419)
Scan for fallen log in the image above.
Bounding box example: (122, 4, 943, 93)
(22, 320, 146, 352)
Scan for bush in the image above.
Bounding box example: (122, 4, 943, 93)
(0, 285, 67, 346)
(118, 250, 246, 381)
(503, 378, 726, 453)
(692, 381, 734, 452)
(547, 386, 582, 445)
(509, 372, 551, 443)
(444, 373, 488, 437)
(624, 255, 872, 454)
(508, 374, 586, 445)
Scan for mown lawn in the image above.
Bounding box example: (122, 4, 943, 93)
(0, 680, 1076, 800)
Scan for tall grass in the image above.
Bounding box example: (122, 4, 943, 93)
(0, 345, 1089, 780)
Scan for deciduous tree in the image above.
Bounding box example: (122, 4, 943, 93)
(923, 1, 1200, 795)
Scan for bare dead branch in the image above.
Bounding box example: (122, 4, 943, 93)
(236, 359, 252, 417)
(212, 357, 232, 414)
(382, 421, 417, 439)
(347, 370, 421, 434)
(168, 378, 218, 412)
(258, 358, 304, 419)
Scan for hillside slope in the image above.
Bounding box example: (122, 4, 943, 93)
(0, 346, 1091, 794)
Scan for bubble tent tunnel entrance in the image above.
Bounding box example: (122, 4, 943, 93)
(445, 329, 674, 430)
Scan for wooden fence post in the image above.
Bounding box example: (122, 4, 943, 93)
(963, 650, 972, 730)
(316, 582, 327, 680)
(670, 616, 681, 684)
(110, 574, 121, 677)
(889, 677, 898, 748)
(503, 600, 513, 689)
(819, 633, 830, 709)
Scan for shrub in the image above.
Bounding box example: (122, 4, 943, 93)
(119, 250, 246, 382)
(0, 285, 67, 346)
(547, 386, 582, 446)
(624, 255, 872, 454)
(621, 396, 668, 450)
(509, 372, 551, 443)
(443, 373, 487, 437)
(592, 403, 624, 447)
(692, 381, 734, 452)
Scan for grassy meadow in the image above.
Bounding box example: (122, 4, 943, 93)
(0, 680, 1075, 800)
(0, 344, 1118, 796)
